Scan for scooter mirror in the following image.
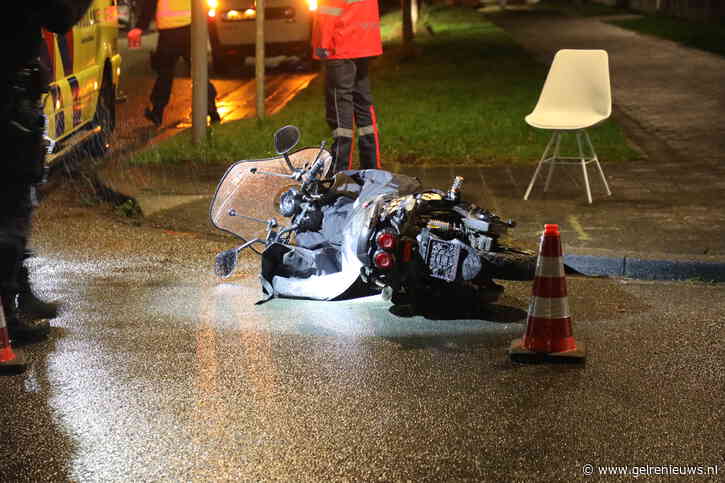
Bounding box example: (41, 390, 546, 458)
(273, 125, 301, 155)
(214, 247, 239, 278)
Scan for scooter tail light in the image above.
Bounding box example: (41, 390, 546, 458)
(376, 231, 398, 251)
(373, 250, 395, 270)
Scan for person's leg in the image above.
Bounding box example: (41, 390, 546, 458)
(0, 185, 49, 341)
(17, 249, 58, 320)
(207, 81, 220, 123)
(352, 58, 381, 170)
(179, 27, 221, 122)
(147, 29, 182, 124)
(325, 59, 357, 172)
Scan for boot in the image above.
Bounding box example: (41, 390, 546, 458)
(144, 107, 163, 127)
(209, 109, 221, 125)
(17, 265, 59, 320)
(2, 295, 49, 343)
(209, 103, 221, 125)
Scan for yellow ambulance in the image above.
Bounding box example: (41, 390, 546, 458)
(42, 0, 122, 163)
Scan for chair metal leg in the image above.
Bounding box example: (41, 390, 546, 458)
(523, 132, 556, 200)
(543, 132, 562, 192)
(584, 130, 612, 196)
(577, 131, 593, 204)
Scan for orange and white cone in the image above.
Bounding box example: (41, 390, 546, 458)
(1, 299, 28, 373)
(509, 224, 585, 362)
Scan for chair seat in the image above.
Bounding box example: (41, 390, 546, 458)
(525, 110, 608, 130)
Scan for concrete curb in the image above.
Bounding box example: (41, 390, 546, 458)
(564, 254, 725, 283)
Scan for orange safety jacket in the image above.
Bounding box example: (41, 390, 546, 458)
(156, 0, 191, 30)
(311, 0, 382, 60)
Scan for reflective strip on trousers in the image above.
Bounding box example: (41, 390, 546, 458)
(156, 0, 192, 29)
(358, 125, 375, 136)
(319, 6, 343, 15)
(332, 127, 353, 138)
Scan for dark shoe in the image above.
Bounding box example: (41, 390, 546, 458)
(6, 313, 50, 343)
(144, 107, 163, 127)
(209, 109, 221, 125)
(17, 292, 59, 320)
(17, 265, 59, 320)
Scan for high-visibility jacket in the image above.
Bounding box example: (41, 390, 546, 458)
(311, 0, 382, 60)
(156, 0, 191, 30)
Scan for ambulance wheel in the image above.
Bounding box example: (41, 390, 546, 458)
(89, 71, 116, 158)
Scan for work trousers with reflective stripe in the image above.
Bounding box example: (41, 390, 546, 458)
(324, 58, 380, 172)
(150, 26, 217, 117)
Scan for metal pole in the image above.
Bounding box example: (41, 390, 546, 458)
(255, 0, 266, 120)
(402, 0, 413, 45)
(191, 0, 209, 144)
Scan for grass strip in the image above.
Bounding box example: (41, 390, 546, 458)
(130, 4, 637, 167)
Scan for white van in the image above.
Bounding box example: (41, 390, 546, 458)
(206, 0, 316, 73)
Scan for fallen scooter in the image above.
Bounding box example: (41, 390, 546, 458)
(209, 125, 536, 305)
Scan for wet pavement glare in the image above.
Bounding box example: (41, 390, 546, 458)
(2, 189, 722, 480)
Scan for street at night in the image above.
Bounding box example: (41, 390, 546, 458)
(1, 1, 724, 481)
(2, 190, 723, 480)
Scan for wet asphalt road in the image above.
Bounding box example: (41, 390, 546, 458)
(1, 183, 723, 481)
(2, 28, 724, 483)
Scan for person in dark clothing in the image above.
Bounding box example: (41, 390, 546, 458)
(0, 0, 93, 342)
(128, 0, 221, 127)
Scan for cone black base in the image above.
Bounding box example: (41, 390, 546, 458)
(0, 347, 28, 373)
(509, 338, 586, 364)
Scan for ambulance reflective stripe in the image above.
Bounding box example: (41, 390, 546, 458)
(68, 76, 82, 128)
(57, 31, 75, 77)
(49, 85, 65, 137)
(156, 0, 192, 29)
(41, 30, 56, 80)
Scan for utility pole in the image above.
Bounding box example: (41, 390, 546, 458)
(191, 0, 208, 144)
(256, 0, 266, 120)
(402, 0, 413, 45)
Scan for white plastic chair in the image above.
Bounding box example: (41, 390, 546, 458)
(523, 49, 613, 204)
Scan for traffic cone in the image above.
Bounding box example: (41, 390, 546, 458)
(509, 224, 586, 362)
(1, 299, 28, 373)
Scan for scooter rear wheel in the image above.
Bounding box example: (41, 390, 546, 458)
(479, 245, 536, 281)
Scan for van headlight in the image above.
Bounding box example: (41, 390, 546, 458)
(222, 8, 256, 20)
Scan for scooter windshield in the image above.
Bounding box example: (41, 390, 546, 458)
(209, 147, 330, 243)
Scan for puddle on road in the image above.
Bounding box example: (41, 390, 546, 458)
(175, 72, 318, 128)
